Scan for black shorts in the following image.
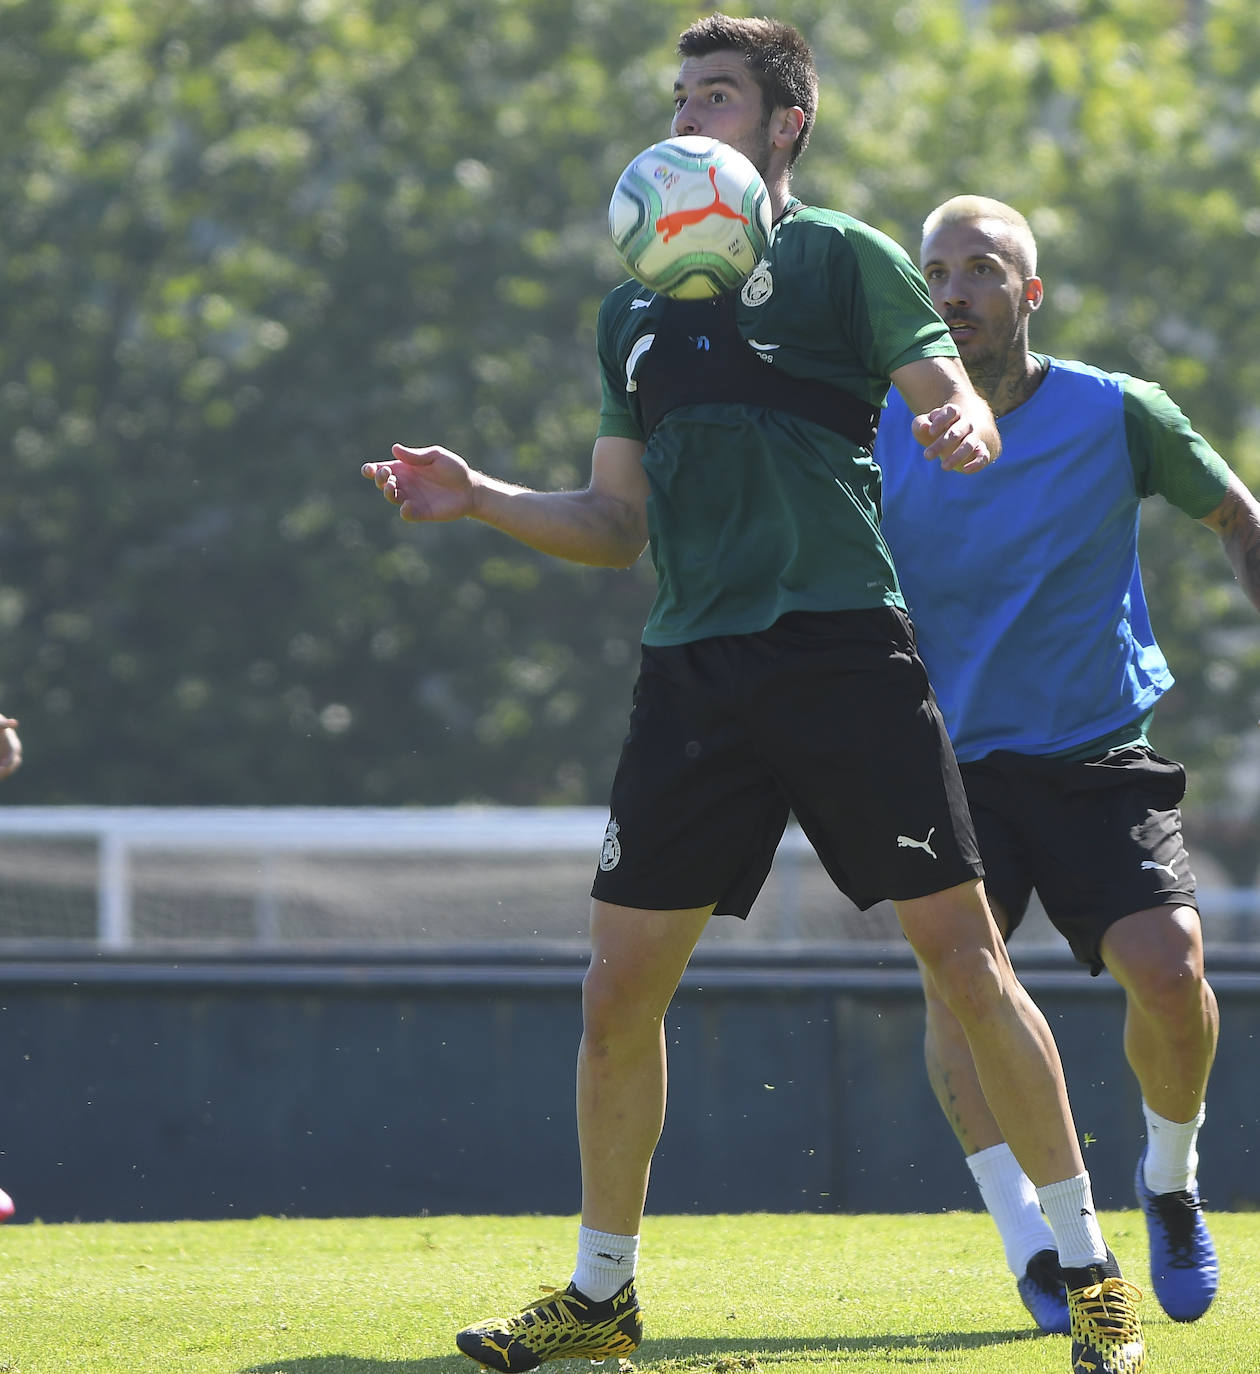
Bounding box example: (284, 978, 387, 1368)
(590, 607, 982, 918)
(960, 744, 1198, 975)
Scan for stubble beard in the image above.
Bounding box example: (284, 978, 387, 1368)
(743, 117, 777, 182)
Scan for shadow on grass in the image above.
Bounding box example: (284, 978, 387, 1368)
(241, 1327, 1047, 1374)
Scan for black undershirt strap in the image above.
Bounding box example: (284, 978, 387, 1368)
(633, 291, 880, 450)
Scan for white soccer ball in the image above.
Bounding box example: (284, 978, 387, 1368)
(608, 136, 771, 300)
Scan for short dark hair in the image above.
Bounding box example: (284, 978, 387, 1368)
(677, 14, 818, 165)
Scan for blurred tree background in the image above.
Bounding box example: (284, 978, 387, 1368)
(1, 0, 1257, 880)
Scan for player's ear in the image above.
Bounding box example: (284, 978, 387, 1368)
(1022, 276, 1044, 313)
(771, 105, 805, 151)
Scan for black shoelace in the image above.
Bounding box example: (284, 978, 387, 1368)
(1150, 1190, 1205, 1267)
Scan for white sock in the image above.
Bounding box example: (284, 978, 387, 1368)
(1142, 1101, 1205, 1195)
(967, 1143, 1057, 1277)
(572, 1226, 638, 1302)
(1036, 1174, 1108, 1270)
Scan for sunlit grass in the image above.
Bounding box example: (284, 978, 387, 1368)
(0, 1211, 1256, 1372)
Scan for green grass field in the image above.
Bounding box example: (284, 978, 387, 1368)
(1, 1211, 1256, 1373)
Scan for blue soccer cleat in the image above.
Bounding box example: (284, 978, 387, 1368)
(1016, 1247, 1070, 1335)
(1134, 1149, 1219, 1321)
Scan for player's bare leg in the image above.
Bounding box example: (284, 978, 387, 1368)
(921, 945, 1068, 1332)
(899, 880, 1144, 1374)
(577, 901, 711, 1234)
(1102, 905, 1217, 1130)
(1105, 905, 1219, 1321)
(899, 882, 1082, 1184)
(456, 901, 711, 1371)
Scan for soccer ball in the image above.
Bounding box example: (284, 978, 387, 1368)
(608, 136, 771, 300)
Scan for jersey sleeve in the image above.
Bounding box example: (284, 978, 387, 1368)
(839, 221, 956, 379)
(1121, 376, 1231, 517)
(595, 291, 643, 441)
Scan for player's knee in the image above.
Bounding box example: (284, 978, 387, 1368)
(920, 944, 1010, 1028)
(581, 960, 626, 1041)
(1108, 911, 1210, 1024)
(1127, 955, 1211, 1027)
(580, 959, 662, 1054)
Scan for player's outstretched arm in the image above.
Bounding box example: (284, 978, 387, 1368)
(1198, 470, 1260, 613)
(891, 356, 1001, 473)
(362, 434, 649, 570)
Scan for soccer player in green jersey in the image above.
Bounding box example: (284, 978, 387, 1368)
(364, 18, 1143, 1374)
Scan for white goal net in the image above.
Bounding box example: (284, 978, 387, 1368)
(0, 806, 900, 952)
(0, 807, 1252, 954)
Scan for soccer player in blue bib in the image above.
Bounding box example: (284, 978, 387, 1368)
(366, 25, 1144, 1374)
(876, 194, 1260, 1335)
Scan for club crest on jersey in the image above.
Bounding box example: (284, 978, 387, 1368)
(600, 818, 622, 871)
(741, 263, 773, 307)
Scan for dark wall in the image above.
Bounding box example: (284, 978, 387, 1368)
(2, 949, 1256, 1223)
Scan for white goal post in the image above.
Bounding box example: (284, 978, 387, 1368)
(0, 806, 614, 949)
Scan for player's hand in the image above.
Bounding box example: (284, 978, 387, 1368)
(912, 404, 996, 474)
(362, 444, 477, 522)
(0, 717, 22, 779)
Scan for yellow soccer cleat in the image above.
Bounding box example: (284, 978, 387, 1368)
(456, 1279, 642, 1372)
(1066, 1271, 1145, 1374)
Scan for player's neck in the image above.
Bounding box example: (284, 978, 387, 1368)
(985, 352, 1047, 419)
(767, 175, 795, 223)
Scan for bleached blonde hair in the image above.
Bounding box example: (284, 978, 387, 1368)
(922, 195, 1038, 278)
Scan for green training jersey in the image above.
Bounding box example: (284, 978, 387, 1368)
(596, 203, 956, 646)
